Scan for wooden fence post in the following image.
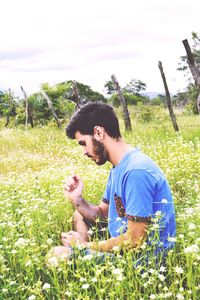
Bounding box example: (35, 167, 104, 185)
(72, 81, 82, 109)
(41, 90, 61, 128)
(21, 86, 34, 128)
(158, 61, 179, 132)
(111, 74, 132, 131)
(182, 39, 200, 113)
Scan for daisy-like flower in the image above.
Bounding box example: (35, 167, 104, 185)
(159, 266, 166, 272)
(168, 237, 176, 242)
(112, 245, 120, 251)
(81, 284, 89, 289)
(158, 274, 165, 281)
(112, 268, 123, 275)
(184, 244, 199, 254)
(65, 291, 72, 296)
(175, 266, 184, 274)
(28, 295, 36, 300)
(87, 229, 93, 235)
(188, 223, 196, 230)
(43, 283, 51, 290)
(47, 256, 59, 267)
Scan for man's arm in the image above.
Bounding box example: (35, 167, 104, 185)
(64, 174, 108, 220)
(88, 220, 148, 252)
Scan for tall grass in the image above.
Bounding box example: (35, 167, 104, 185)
(0, 113, 200, 299)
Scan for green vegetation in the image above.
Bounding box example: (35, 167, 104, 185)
(0, 112, 199, 299)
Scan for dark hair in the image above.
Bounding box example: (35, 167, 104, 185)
(66, 101, 121, 139)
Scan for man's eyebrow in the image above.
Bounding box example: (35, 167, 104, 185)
(78, 140, 86, 146)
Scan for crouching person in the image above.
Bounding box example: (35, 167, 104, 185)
(46, 102, 176, 266)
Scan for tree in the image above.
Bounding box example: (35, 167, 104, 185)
(123, 79, 147, 95)
(104, 78, 148, 107)
(65, 80, 106, 104)
(0, 89, 17, 126)
(104, 80, 116, 95)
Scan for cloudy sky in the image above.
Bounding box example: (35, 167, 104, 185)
(0, 0, 199, 97)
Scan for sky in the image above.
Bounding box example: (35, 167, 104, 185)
(0, 0, 199, 97)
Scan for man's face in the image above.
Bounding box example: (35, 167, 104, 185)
(75, 131, 109, 165)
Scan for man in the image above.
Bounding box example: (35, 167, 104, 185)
(50, 101, 176, 261)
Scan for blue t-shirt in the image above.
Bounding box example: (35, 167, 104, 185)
(103, 148, 176, 251)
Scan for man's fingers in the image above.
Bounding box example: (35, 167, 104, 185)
(64, 176, 79, 192)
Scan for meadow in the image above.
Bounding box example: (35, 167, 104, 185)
(0, 111, 200, 300)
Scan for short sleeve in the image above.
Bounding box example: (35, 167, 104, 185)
(122, 170, 156, 218)
(102, 172, 111, 204)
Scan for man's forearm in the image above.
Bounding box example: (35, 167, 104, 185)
(88, 232, 142, 252)
(71, 197, 104, 221)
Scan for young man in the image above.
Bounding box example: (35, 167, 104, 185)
(51, 101, 176, 260)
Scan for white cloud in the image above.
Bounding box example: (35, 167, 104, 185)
(0, 0, 199, 96)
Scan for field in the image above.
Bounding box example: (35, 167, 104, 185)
(0, 112, 200, 300)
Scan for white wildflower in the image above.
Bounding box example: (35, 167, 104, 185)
(47, 256, 59, 267)
(46, 238, 53, 245)
(175, 266, 184, 274)
(25, 260, 32, 267)
(14, 238, 27, 247)
(81, 284, 89, 289)
(178, 234, 184, 239)
(87, 229, 93, 235)
(184, 244, 199, 254)
(155, 211, 162, 217)
(140, 242, 147, 250)
(112, 268, 123, 275)
(116, 274, 123, 281)
(65, 291, 72, 296)
(28, 295, 36, 300)
(112, 246, 120, 251)
(152, 224, 159, 230)
(168, 237, 176, 242)
(11, 249, 17, 254)
(141, 272, 148, 279)
(188, 223, 196, 230)
(83, 254, 93, 261)
(43, 283, 51, 290)
(158, 274, 165, 281)
(176, 293, 184, 300)
(149, 268, 156, 274)
(159, 266, 166, 272)
(80, 277, 86, 282)
(150, 295, 157, 299)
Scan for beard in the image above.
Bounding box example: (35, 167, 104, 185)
(90, 137, 109, 165)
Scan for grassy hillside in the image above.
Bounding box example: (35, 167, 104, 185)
(0, 113, 200, 299)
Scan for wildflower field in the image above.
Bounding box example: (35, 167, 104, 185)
(0, 113, 200, 300)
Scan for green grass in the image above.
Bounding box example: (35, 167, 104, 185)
(0, 113, 200, 300)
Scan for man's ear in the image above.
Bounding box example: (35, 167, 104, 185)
(93, 126, 105, 140)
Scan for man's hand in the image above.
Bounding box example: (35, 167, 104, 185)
(61, 231, 87, 247)
(63, 174, 84, 207)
